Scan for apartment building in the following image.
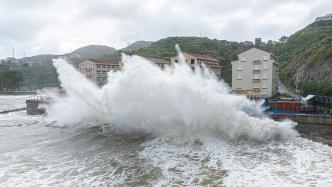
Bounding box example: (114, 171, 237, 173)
(170, 53, 222, 79)
(78, 59, 121, 86)
(231, 48, 279, 98)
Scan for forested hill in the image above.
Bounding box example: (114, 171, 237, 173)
(273, 19, 332, 96)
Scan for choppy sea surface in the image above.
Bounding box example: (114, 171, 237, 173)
(1, 95, 332, 186)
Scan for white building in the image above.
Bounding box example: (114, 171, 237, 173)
(170, 53, 222, 79)
(231, 48, 279, 98)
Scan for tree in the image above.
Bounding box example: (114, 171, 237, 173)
(255, 38, 262, 47)
(279, 36, 289, 43)
(266, 40, 274, 51)
(0, 70, 23, 90)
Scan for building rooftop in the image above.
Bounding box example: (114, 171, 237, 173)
(87, 59, 120, 65)
(185, 53, 219, 62)
(238, 47, 271, 56)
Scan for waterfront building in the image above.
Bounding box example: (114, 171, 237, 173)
(231, 47, 279, 98)
(170, 53, 222, 79)
(78, 59, 122, 86)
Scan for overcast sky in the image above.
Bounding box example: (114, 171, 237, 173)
(0, 0, 331, 58)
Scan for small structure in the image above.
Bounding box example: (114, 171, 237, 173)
(231, 47, 279, 98)
(26, 95, 49, 115)
(316, 13, 332, 21)
(78, 59, 122, 86)
(170, 53, 222, 79)
(303, 95, 332, 114)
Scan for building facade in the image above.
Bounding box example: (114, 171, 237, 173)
(231, 48, 279, 98)
(170, 53, 222, 79)
(78, 59, 121, 86)
(146, 57, 171, 69)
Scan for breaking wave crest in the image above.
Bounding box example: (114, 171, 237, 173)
(48, 49, 298, 141)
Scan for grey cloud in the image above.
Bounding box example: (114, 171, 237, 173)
(0, 0, 331, 58)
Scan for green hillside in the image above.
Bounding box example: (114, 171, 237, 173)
(123, 41, 153, 51)
(273, 20, 332, 96)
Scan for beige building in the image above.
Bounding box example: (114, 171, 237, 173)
(78, 59, 122, 86)
(170, 53, 222, 79)
(231, 48, 279, 98)
(146, 57, 171, 69)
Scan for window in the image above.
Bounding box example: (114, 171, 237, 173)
(237, 72, 242, 80)
(175, 59, 178, 63)
(80, 65, 83, 69)
(254, 65, 260, 70)
(240, 57, 245, 62)
(263, 63, 268, 70)
(263, 73, 268, 79)
(97, 64, 101, 68)
(263, 56, 268, 61)
(253, 74, 260, 79)
(237, 63, 242, 70)
(102, 65, 106, 68)
(262, 84, 267, 89)
(191, 59, 195, 64)
(107, 65, 111, 68)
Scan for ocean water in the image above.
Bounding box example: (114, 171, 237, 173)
(0, 96, 332, 186)
(0, 50, 332, 186)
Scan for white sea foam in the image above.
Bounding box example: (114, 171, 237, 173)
(48, 47, 298, 141)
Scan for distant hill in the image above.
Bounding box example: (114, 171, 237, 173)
(273, 19, 332, 96)
(10, 45, 118, 89)
(17, 45, 117, 65)
(69, 45, 117, 59)
(19, 54, 61, 64)
(123, 41, 153, 51)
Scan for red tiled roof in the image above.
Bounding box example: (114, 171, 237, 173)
(185, 53, 219, 62)
(87, 59, 120, 65)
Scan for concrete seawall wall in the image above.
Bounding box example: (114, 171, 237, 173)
(290, 114, 332, 125)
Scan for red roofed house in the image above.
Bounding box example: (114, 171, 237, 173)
(78, 59, 122, 86)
